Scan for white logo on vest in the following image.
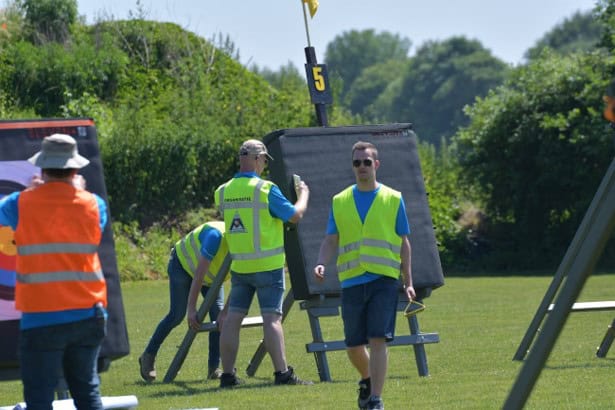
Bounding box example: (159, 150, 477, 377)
(229, 212, 247, 233)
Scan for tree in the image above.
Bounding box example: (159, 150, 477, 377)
(525, 10, 603, 60)
(389, 36, 508, 145)
(345, 59, 408, 120)
(19, 0, 78, 43)
(597, 0, 615, 50)
(324, 29, 411, 103)
(454, 50, 615, 268)
(251, 62, 306, 92)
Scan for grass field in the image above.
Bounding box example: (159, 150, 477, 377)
(1, 274, 614, 409)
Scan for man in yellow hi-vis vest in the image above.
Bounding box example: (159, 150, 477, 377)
(139, 221, 229, 382)
(313, 141, 416, 410)
(214, 139, 312, 388)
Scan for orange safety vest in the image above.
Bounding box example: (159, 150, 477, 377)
(14, 182, 107, 313)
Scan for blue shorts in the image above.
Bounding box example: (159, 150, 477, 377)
(228, 268, 285, 315)
(341, 276, 399, 347)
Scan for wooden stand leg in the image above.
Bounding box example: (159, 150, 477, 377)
(306, 306, 332, 382)
(163, 256, 230, 383)
(596, 318, 615, 358)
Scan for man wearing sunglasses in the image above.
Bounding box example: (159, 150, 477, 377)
(214, 139, 312, 388)
(313, 141, 415, 410)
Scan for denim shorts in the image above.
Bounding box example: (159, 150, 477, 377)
(228, 268, 285, 315)
(341, 276, 399, 347)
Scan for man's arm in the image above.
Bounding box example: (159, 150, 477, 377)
(0, 192, 20, 230)
(187, 255, 211, 330)
(288, 181, 309, 223)
(400, 235, 416, 300)
(313, 233, 339, 281)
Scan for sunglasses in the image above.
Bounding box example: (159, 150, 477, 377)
(352, 159, 373, 167)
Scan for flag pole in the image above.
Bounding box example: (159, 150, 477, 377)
(301, 1, 312, 47)
(299, 0, 329, 126)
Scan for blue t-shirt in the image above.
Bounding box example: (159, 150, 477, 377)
(326, 184, 410, 288)
(0, 189, 108, 330)
(198, 225, 222, 261)
(232, 172, 296, 222)
(0, 190, 107, 231)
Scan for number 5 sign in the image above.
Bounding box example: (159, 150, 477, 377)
(305, 64, 333, 105)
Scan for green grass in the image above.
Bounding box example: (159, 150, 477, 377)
(1, 275, 614, 409)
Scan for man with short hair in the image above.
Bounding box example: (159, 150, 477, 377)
(139, 220, 229, 382)
(215, 139, 312, 387)
(313, 141, 416, 410)
(0, 134, 108, 410)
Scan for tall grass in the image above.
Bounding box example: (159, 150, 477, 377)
(1, 275, 614, 409)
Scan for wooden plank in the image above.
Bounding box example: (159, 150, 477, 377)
(547, 301, 615, 312)
(199, 316, 264, 332)
(305, 333, 440, 353)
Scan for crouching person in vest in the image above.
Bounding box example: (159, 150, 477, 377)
(313, 141, 416, 410)
(139, 221, 229, 382)
(214, 139, 312, 388)
(0, 134, 108, 410)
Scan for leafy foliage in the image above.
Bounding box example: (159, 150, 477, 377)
(1, 30, 127, 115)
(597, 0, 615, 49)
(345, 59, 408, 120)
(454, 50, 615, 269)
(324, 29, 411, 103)
(525, 10, 604, 60)
(417, 139, 468, 268)
(18, 0, 77, 43)
(390, 37, 509, 145)
(251, 62, 306, 91)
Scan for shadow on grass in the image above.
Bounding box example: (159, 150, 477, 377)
(544, 358, 615, 371)
(142, 375, 333, 398)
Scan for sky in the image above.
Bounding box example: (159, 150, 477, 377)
(76, 0, 599, 70)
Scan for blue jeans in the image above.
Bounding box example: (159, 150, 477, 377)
(341, 276, 399, 347)
(145, 249, 224, 368)
(227, 268, 285, 315)
(19, 313, 107, 410)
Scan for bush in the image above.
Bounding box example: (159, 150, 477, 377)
(102, 126, 236, 226)
(112, 221, 180, 281)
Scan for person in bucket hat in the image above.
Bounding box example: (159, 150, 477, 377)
(0, 133, 108, 409)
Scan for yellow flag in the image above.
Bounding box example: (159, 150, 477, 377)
(303, 0, 319, 18)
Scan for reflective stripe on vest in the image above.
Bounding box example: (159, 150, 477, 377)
(333, 185, 402, 281)
(216, 177, 284, 273)
(17, 270, 104, 283)
(14, 182, 107, 313)
(18, 243, 99, 255)
(176, 224, 206, 275)
(175, 221, 229, 286)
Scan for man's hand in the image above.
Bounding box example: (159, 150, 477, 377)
(404, 285, 416, 301)
(313, 264, 325, 282)
(187, 309, 200, 331)
(72, 174, 86, 189)
(29, 175, 44, 188)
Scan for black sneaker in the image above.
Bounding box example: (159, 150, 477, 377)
(138, 352, 156, 383)
(366, 396, 384, 410)
(274, 366, 313, 385)
(219, 370, 242, 388)
(358, 378, 371, 409)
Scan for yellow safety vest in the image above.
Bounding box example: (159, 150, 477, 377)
(175, 221, 229, 286)
(215, 177, 285, 273)
(332, 185, 402, 282)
